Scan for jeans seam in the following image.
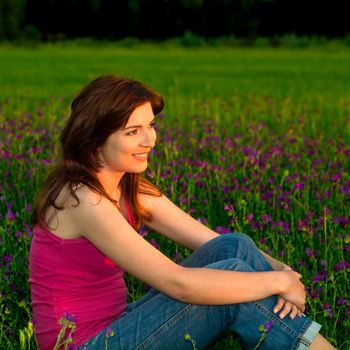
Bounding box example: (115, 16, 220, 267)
(135, 303, 196, 350)
(300, 337, 312, 346)
(254, 301, 299, 337)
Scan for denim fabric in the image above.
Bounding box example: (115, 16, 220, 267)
(79, 233, 321, 350)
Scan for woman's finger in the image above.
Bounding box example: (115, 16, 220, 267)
(274, 296, 286, 314)
(279, 302, 293, 319)
(289, 305, 299, 320)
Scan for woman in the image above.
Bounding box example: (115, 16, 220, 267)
(29, 75, 335, 350)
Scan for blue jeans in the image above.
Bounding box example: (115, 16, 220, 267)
(79, 233, 321, 350)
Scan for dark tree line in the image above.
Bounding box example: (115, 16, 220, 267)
(1, 0, 349, 41)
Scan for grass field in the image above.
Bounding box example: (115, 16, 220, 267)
(1, 42, 350, 137)
(0, 42, 349, 349)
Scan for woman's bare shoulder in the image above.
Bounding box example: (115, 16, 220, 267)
(46, 184, 108, 238)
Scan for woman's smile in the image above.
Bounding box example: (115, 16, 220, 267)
(132, 152, 149, 161)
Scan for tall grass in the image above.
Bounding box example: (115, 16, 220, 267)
(0, 44, 349, 349)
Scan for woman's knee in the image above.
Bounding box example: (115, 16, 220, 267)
(215, 232, 257, 251)
(231, 232, 256, 245)
(206, 258, 254, 272)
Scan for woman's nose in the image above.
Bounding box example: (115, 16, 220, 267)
(141, 129, 156, 147)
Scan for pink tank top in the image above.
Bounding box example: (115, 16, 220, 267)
(29, 196, 134, 349)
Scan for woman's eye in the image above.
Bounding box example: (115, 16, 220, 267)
(126, 122, 156, 135)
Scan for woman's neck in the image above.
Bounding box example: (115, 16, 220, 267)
(96, 170, 125, 202)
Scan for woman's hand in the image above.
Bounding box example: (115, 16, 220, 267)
(275, 265, 305, 319)
(274, 295, 303, 319)
(278, 269, 306, 315)
(258, 255, 305, 318)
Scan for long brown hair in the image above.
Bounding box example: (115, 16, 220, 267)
(32, 75, 164, 230)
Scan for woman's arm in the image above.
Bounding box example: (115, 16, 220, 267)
(138, 193, 303, 318)
(138, 193, 220, 250)
(69, 190, 306, 310)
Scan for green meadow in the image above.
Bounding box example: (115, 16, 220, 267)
(1, 42, 350, 137)
(0, 42, 349, 349)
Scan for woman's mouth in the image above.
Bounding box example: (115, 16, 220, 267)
(132, 153, 149, 161)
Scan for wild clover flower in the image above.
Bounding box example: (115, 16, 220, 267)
(53, 313, 77, 350)
(323, 303, 334, 318)
(253, 321, 274, 350)
(184, 332, 197, 350)
(104, 327, 116, 350)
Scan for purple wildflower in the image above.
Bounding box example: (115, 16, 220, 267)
(262, 213, 272, 223)
(268, 177, 274, 184)
(24, 223, 33, 237)
(63, 312, 77, 323)
(197, 217, 208, 225)
(333, 216, 349, 227)
(312, 270, 329, 283)
(150, 238, 159, 250)
(293, 182, 304, 191)
(323, 303, 334, 318)
(334, 260, 349, 271)
(332, 173, 341, 182)
(277, 220, 290, 233)
(246, 213, 254, 222)
(230, 217, 237, 225)
(7, 211, 15, 221)
(310, 290, 318, 299)
(215, 226, 231, 234)
(139, 226, 149, 237)
(224, 203, 234, 212)
(305, 248, 315, 258)
(278, 250, 285, 257)
(324, 206, 331, 216)
(173, 252, 182, 264)
(3, 255, 13, 263)
(264, 321, 274, 332)
(337, 298, 347, 306)
(105, 327, 115, 337)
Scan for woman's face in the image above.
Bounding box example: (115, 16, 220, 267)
(97, 102, 157, 175)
